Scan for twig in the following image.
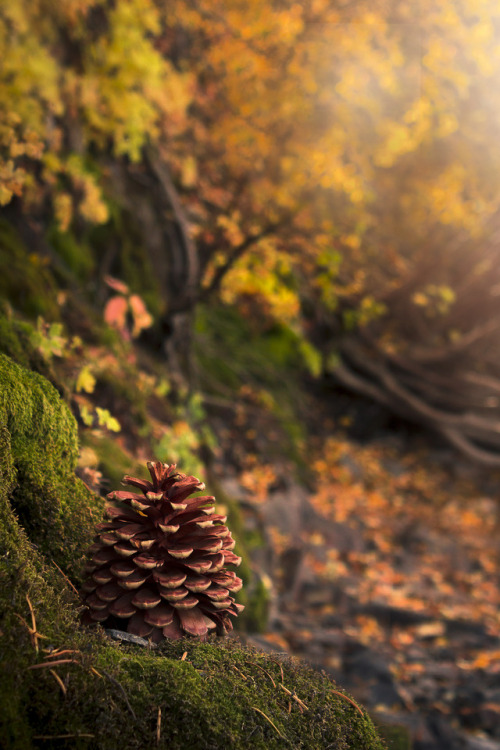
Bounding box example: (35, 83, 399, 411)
(244, 660, 276, 687)
(51, 561, 82, 601)
(27, 659, 80, 670)
(156, 707, 162, 745)
(44, 649, 80, 659)
(25, 595, 38, 650)
(278, 683, 308, 711)
(181, 651, 187, 661)
(330, 689, 364, 716)
(251, 707, 286, 740)
(49, 669, 67, 696)
(101, 670, 137, 720)
(232, 665, 247, 680)
(19, 595, 48, 652)
(14, 613, 48, 650)
(268, 657, 284, 684)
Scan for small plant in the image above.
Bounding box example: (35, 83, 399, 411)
(103, 275, 153, 341)
(30, 316, 81, 360)
(81, 461, 243, 641)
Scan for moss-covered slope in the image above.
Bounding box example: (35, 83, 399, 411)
(0, 352, 385, 749)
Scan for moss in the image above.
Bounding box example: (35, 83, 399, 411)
(0, 353, 102, 574)
(0, 310, 35, 370)
(0, 220, 61, 320)
(0, 309, 57, 385)
(0, 353, 385, 749)
(46, 225, 95, 281)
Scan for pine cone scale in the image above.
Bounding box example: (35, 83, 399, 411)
(177, 607, 209, 636)
(128, 611, 154, 637)
(109, 592, 136, 618)
(144, 603, 174, 627)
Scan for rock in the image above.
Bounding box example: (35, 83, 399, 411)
(105, 629, 156, 648)
(357, 600, 433, 627)
(465, 735, 500, 750)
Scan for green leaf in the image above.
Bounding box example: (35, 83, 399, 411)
(79, 404, 94, 427)
(95, 407, 121, 432)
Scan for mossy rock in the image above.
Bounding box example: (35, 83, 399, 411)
(0, 353, 385, 749)
(0, 353, 102, 574)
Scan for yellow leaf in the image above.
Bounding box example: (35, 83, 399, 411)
(76, 366, 96, 394)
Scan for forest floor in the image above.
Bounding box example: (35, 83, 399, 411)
(225, 426, 500, 750)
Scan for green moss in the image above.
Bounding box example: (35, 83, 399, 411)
(0, 309, 60, 385)
(0, 310, 36, 370)
(46, 225, 95, 281)
(0, 353, 102, 574)
(0, 220, 61, 319)
(0, 352, 385, 749)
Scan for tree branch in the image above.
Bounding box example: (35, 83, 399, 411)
(144, 145, 199, 309)
(199, 221, 284, 301)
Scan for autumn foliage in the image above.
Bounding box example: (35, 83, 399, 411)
(3, 0, 500, 458)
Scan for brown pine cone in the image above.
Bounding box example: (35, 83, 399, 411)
(81, 461, 243, 641)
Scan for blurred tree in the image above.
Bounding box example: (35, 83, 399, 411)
(3, 0, 500, 459)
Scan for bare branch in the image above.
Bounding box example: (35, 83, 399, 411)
(145, 145, 199, 308)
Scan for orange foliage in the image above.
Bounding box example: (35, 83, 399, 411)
(310, 436, 500, 633)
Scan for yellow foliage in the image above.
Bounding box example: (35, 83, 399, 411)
(0, 0, 191, 218)
(53, 192, 73, 232)
(218, 242, 301, 324)
(3, 0, 500, 334)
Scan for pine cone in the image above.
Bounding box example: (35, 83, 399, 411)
(81, 461, 243, 641)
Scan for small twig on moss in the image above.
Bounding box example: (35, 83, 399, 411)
(244, 661, 276, 687)
(330, 689, 364, 716)
(43, 649, 80, 659)
(181, 651, 187, 661)
(101, 670, 137, 720)
(268, 658, 284, 684)
(16, 595, 48, 653)
(51, 561, 82, 601)
(251, 707, 286, 740)
(27, 648, 84, 680)
(156, 707, 162, 746)
(26, 595, 38, 650)
(49, 669, 67, 696)
(27, 659, 80, 670)
(90, 666, 103, 678)
(231, 665, 247, 680)
(14, 613, 48, 651)
(278, 683, 308, 711)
